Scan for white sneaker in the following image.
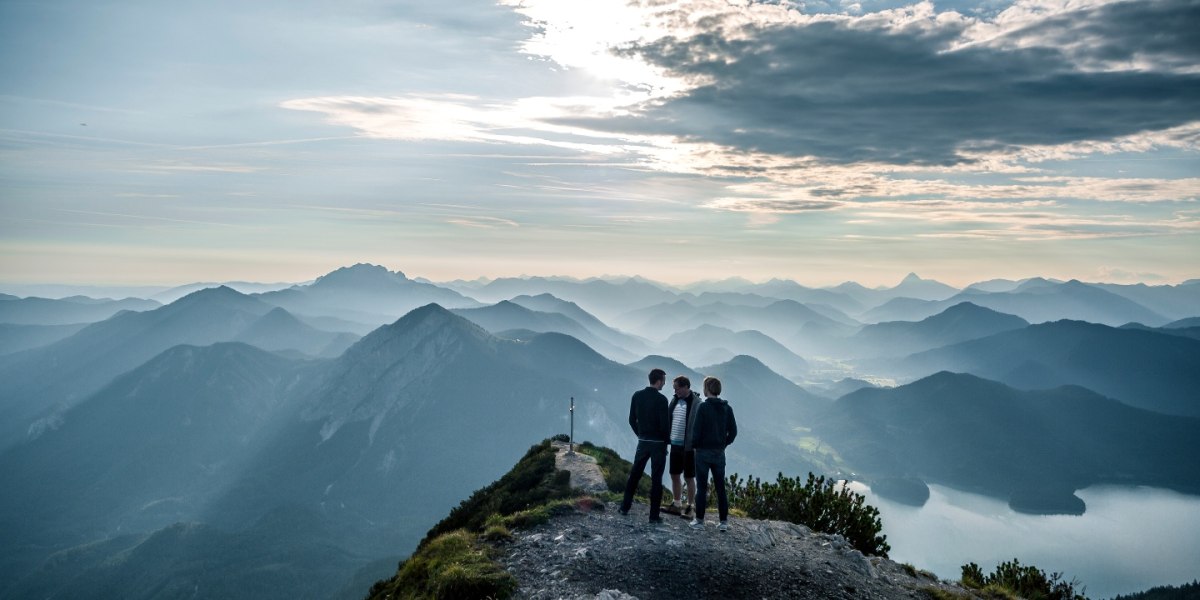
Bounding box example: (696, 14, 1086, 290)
(718, 521, 729, 532)
(689, 519, 703, 530)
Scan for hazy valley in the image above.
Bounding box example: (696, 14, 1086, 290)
(1, 264, 1197, 599)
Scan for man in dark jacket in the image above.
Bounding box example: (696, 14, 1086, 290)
(619, 368, 671, 523)
(690, 376, 738, 531)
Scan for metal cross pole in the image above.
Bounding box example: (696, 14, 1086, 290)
(568, 396, 575, 455)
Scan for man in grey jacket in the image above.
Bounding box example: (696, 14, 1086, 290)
(663, 375, 699, 517)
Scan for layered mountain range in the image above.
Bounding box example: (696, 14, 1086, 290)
(1, 264, 1196, 599)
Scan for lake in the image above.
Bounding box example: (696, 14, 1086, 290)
(846, 483, 1200, 599)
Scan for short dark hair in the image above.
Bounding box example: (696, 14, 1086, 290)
(673, 375, 691, 389)
(649, 368, 667, 385)
(703, 376, 722, 396)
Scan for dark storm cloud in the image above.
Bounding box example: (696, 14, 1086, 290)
(997, 0, 1200, 72)
(556, 0, 1200, 166)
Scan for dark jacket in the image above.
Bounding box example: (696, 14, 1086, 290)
(628, 386, 670, 442)
(690, 397, 737, 450)
(667, 391, 700, 451)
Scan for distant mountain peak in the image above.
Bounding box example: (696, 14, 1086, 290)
(880, 370, 1007, 399)
(170, 284, 260, 308)
(930, 301, 1027, 322)
(193, 284, 240, 296)
(312, 263, 408, 289)
(248, 306, 308, 328)
(925, 370, 982, 383)
(900, 272, 924, 284)
(939, 301, 982, 313)
(628, 354, 700, 378)
(342, 303, 492, 365)
(717, 353, 771, 372)
(384, 303, 495, 340)
(834, 281, 870, 291)
(1013, 277, 1056, 292)
(933, 301, 1020, 321)
(391, 302, 454, 325)
(692, 323, 736, 334)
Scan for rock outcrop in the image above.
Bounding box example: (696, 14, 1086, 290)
(553, 441, 609, 495)
(496, 442, 978, 600)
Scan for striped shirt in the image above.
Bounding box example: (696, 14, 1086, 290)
(670, 400, 688, 445)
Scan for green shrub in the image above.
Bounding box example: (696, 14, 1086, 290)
(1111, 579, 1199, 600)
(368, 530, 516, 600)
(422, 440, 575, 546)
(369, 439, 623, 600)
(962, 562, 986, 589)
(960, 559, 1088, 600)
(902, 563, 936, 580)
(925, 589, 969, 600)
(481, 523, 511, 542)
(726, 472, 890, 557)
(507, 497, 590, 527)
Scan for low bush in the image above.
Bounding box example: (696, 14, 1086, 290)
(1111, 579, 1200, 600)
(368, 530, 516, 600)
(727, 472, 890, 557)
(925, 589, 969, 600)
(960, 559, 1088, 600)
(422, 440, 575, 546)
(902, 563, 937, 580)
(370, 439, 625, 600)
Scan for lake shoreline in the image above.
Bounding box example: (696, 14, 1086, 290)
(846, 482, 1200, 599)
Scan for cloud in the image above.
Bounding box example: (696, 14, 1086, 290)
(446, 216, 520, 229)
(278, 0, 1200, 224)
(1096, 266, 1168, 282)
(961, 0, 1200, 73)
(137, 163, 262, 174)
(849, 197, 1200, 240)
(705, 197, 845, 212)
(280, 94, 655, 155)
(573, 0, 1200, 167)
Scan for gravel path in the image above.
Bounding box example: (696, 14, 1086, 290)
(552, 441, 609, 495)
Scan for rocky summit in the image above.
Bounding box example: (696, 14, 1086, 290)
(497, 442, 976, 600)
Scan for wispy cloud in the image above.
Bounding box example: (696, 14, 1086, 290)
(446, 216, 520, 229)
(279, 94, 655, 155)
(136, 163, 263, 174)
(51, 208, 245, 229)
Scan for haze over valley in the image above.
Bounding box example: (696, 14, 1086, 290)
(1, 264, 1197, 599)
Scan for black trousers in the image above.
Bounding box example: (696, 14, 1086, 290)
(695, 448, 728, 522)
(620, 440, 667, 520)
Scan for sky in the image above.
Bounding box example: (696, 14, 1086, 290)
(1, 0, 1198, 288)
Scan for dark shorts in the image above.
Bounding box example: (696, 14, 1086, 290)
(669, 445, 695, 478)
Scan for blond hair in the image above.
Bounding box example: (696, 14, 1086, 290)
(703, 376, 722, 397)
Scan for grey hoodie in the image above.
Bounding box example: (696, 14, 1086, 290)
(690, 396, 738, 450)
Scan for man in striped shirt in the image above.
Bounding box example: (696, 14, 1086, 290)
(663, 375, 699, 517)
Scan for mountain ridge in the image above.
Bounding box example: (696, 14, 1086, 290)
(816, 371, 1200, 513)
(900, 319, 1200, 417)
